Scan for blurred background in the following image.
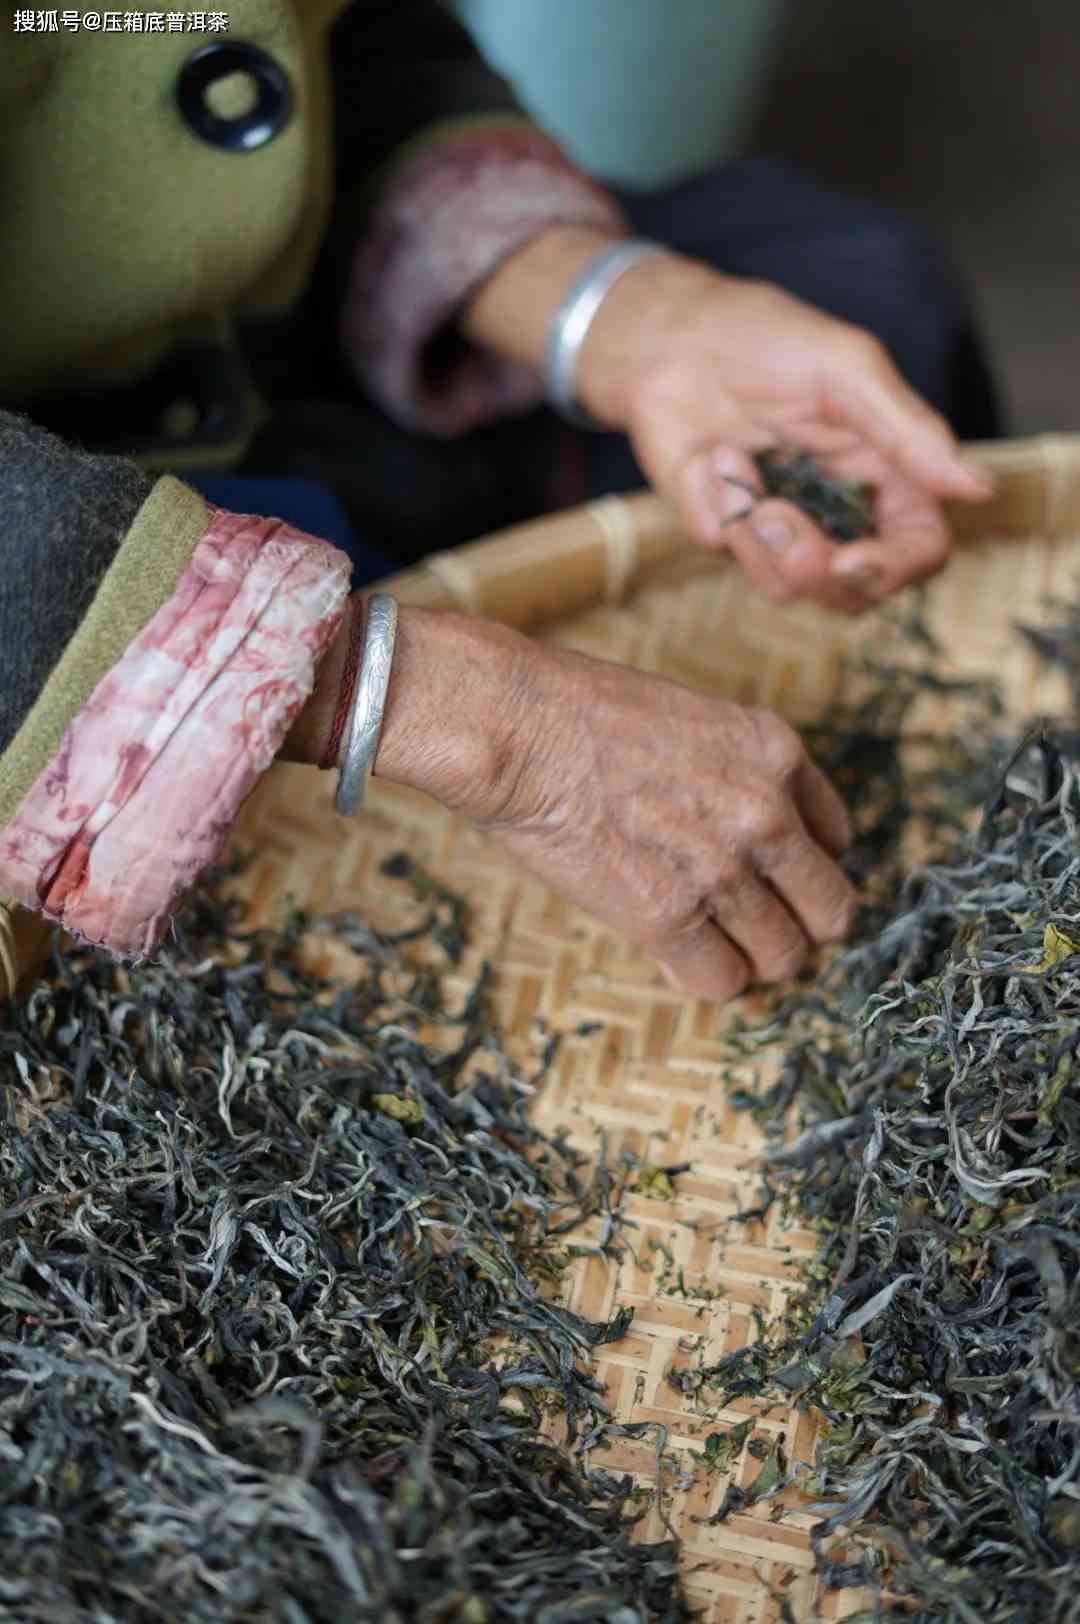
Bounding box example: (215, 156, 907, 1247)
(454, 0, 1080, 435)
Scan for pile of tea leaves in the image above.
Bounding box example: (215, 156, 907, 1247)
(714, 616, 1080, 1619)
(754, 448, 875, 543)
(0, 863, 690, 1624)
(714, 447, 877, 545)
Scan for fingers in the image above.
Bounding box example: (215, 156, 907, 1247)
(755, 823, 857, 950)
(653, 917, 751, 1003)
(821, 336, 994, 503)
(657, 879, 813, 999)
(679, 443, 761, 546)
(655, 745, 855, 1000)
(722, 486, 949, 608)
(630, 344, 990, 612)
(677, 437, 953, 608)
(829, 517, 947, 602)
(631, 402, 778, 572)
(725, 718, 855, 958)
(487, 636, 859, 1008)
(725, 495, 843, 603)
(656, 818, 855, 1001)
(709, 872, 811, 984)
(707, 438, 959, 606)
(827, 460, 951, 600)
(791, 755, 853, 858)
(679, 447, 840, 603)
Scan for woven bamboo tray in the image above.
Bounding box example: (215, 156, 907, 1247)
(9, 433, 1080, 1619)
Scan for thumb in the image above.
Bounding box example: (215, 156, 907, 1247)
(632, 405, 798, 598)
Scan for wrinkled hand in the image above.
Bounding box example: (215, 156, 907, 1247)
(474, 637, 856, 1002)
(576, 252, 993, 613)
(287, 604, 857, 1003)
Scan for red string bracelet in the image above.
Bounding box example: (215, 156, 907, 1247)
(320, 595, 367, 771)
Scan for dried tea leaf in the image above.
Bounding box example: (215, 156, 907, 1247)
(636, 1164, 678, 1201)
(701, 1417, 754, 1475)
(755, 448, 876, 543)
(1048, 1498, 1080, 1549)
(1017, 919, 1080, 973)
(0, 868, 690, 1623)
(371, 1090, 425, 1125)
(745, 1439, 787, 1505)
(722, 602, 1080, 1618)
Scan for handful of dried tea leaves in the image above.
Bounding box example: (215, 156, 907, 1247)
(754, 448, 876, 543)
(0, 867, 690, 1624)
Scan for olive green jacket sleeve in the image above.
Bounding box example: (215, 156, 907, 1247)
(0, 412, 209, 825)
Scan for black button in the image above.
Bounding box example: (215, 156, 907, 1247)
(176, 42, 291, 153)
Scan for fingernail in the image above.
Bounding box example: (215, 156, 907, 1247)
(712, 487, 754, 527)
(754, 512, 793, 555)
(709, 457, 756, 525)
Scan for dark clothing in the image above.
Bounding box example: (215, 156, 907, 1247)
(184, 472, 392, 576)
(0, 417, 153, 753)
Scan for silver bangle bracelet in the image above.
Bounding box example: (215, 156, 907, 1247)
(542, 238, 662, 430)
(334, 592, 399, 817)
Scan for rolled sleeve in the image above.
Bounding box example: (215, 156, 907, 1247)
(340, 120, 629, 436)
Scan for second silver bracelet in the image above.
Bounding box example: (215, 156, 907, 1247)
(543, 238, 662, 430)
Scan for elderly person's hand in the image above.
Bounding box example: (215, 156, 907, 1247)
(287, 605, 855, 1002)
(463, 227, 993, 614)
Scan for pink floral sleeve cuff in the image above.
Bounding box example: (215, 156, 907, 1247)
(0, 510, 351, 959)
(341, 121, 629, 437)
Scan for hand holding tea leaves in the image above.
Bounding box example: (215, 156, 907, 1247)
(464, 226, 993, 613)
